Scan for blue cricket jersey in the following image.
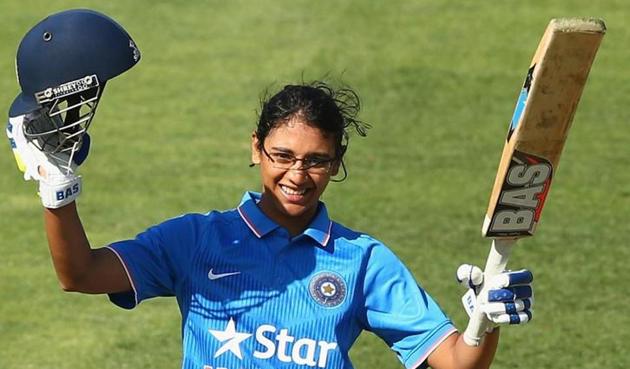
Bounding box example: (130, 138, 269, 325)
(107, 192, 456, 369)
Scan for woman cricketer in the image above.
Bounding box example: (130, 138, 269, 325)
(7, 9, 533, 369)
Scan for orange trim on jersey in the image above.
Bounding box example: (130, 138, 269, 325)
(105, 246, 139, 307)
(409, 327, 458, 369)
(237, 205, 262, 238)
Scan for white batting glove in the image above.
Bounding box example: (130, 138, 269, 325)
(6, 114, 86, 209)
(456, 264, 533, 332)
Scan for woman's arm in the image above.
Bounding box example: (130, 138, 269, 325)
(44, 202, 130, 294)
(427, 329, 500, 369)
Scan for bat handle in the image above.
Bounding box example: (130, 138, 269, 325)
(463, 238, 516, 346)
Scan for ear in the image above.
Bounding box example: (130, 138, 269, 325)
(330, 145, 347, 177)
(330, 160, 340, 176)
(251, 132, 262, 165)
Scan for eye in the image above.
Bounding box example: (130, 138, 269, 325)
(304, 157, 330, 168)
(271, 152, 294, 163)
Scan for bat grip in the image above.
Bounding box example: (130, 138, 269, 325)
(463, 238, 516, 346)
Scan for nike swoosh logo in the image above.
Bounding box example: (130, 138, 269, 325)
(208, 268, 241, 280)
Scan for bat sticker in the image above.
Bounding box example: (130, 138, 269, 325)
(506, 65, 535, 142)
(486, 150, 552, 237)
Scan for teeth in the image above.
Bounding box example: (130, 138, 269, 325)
(281, 185, 306, 196)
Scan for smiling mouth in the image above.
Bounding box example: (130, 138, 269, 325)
(280, 185, 308, 197)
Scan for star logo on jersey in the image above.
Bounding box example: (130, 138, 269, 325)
(208, 318, 252, 359)
(321, 282, 336, 296)
(308, 271, 347, 308)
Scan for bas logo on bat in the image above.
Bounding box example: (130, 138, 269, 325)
(486, 151, 552, 237)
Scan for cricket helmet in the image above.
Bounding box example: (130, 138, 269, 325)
(9, 9, 140, 158)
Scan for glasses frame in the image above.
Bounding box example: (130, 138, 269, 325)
(261, 145, 338, 174)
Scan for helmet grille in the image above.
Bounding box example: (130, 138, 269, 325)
(23, 83, 101, 162)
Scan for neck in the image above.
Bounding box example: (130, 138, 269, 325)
(257, 195, 316, 237)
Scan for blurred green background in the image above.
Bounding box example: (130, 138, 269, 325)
(1, 1, 628, 368)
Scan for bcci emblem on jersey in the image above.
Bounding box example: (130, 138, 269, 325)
(308, 271, 347, 308)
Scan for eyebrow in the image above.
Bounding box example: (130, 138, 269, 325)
(269, 146, 333, 159)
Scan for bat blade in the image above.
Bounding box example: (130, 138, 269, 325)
(482, 18, 606, 238)
(464, 18, 606, 347)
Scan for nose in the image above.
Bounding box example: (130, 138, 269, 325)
(285, 166, 310, 182)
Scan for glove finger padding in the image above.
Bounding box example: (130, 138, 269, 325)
(457, 264, 534, 328)
(489, 311, 533, 325)
(484, 298, 532, 315)
(488, 285, 533, 302)
(7, 114, 83, 208)
(73, 133, 91, 166)
(486, 297, 533, 324)
(456, 264, 484, 290)
(8, 115, 43, 180)
(486, 269, 533, 288)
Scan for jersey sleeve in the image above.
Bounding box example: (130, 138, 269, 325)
(360, 243, 457, 369)
(106, 214, 201, 309)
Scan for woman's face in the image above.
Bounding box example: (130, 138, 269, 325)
(252, 116, 338, 235)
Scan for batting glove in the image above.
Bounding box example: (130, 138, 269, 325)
(6, 114, 89, 209)
(456, 264, 533, 332)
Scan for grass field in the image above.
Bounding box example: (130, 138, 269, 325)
(1, 1, 629, 368)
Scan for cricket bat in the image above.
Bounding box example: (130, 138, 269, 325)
(463, 18, 606, 346)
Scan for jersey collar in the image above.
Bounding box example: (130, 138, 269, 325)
(237, 191, 333, 247)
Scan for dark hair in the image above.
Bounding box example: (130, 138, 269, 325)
(255, 81, 370, 162)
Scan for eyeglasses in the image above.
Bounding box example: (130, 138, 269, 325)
(261, 146, 336, 174)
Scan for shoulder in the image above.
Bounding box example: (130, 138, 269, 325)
(329, 221, 393, 255)
(329, 221, 409, 269)
(150, 207, 243, 235)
